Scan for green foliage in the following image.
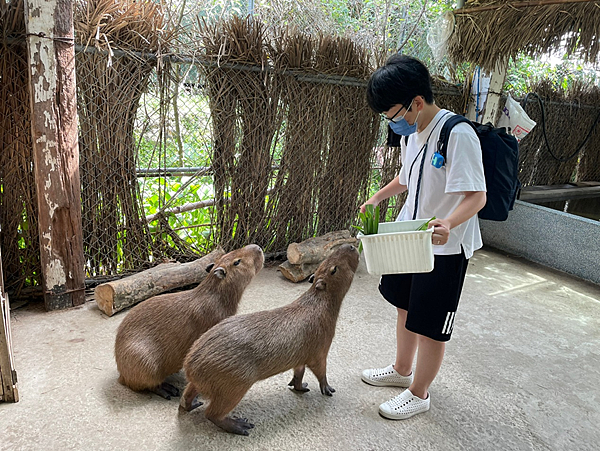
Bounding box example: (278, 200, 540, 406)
(141, 176, 214, 252)
(505, 53, 600, 96)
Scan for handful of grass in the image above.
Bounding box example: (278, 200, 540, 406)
(416, 216, 436, 231)
(353, 204, 380, 252)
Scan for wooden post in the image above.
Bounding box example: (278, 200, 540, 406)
(466, 61, 508, 125)
(24, 0, 85, 310)
(0, 248, 19, 403)
(482, 61, 508, 125)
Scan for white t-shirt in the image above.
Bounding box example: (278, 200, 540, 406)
(397, 109, 486, 259)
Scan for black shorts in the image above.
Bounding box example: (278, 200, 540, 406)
(378, 252, 469, 342)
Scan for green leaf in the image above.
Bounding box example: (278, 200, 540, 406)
(417, 216, 436, 231)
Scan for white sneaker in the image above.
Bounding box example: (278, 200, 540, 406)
(379, 389, 430, 420)
(361, 364, 413, 387)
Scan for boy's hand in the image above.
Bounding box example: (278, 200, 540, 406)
(429, 218, 451, 246)
(359, 199, 379, 214)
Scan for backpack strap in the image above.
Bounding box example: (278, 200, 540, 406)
(437, 115, 477, 161)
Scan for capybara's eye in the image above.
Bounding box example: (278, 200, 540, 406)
(331, 266, 337, 275)
(234, 259, 241, 266)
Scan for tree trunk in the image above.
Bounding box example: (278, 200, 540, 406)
(287, 230, 357, 265)
(278, 260, 319, 283)
(94, 247, 225, 316)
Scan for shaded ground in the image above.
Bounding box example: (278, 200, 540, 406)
(1, 247, 599, 451)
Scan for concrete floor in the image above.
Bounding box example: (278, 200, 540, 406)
(1, 247, 599, 451)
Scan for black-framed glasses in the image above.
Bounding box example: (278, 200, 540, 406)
(380, 99, 414, 123)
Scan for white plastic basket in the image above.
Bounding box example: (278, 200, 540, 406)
(358, 220, 434, 275)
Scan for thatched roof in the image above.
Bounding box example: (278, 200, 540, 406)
(447, 0, 600, 70)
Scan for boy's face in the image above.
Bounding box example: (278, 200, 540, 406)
(382, 99, 416, 125)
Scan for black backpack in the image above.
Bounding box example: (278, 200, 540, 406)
(437, 116, 521, 221)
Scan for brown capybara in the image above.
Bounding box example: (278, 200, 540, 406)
(114, 244, 264, 399)
(180, 243, 360, 435)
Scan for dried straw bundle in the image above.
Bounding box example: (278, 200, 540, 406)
(0, 0, 41, 293)
(314, 35, 379, 235)
(268, 30, 324, 247)
(201, 17, 280, 250)
(448, 0, 600, 70)
(74, 0, 169, 274)
(75, 0, 166, 51)
(432, 77, 469, 115)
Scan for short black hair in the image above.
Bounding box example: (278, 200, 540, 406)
(366, 54, 434, 113)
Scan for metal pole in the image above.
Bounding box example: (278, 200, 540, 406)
(248, 0, 254, 15)
(457, 0, 465, 8)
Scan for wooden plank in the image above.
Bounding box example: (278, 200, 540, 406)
(0, 248, 19, 403)
(520, 184, 600, 203)
(94, 247, 225, 316)
(24, 0, 86, 310)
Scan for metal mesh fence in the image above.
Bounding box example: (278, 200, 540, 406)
(517, 81, 600, 187)
(71, 18, 383, 279)
(3, 5, 600, 294)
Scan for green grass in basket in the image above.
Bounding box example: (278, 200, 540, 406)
(352, 204, 380, 252)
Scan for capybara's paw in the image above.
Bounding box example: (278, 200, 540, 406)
(179, 399, 203, 413)
(151, 382, 180, 400)
(320, 384, 335, 396)
(212, 416, 255, 436)
(288, 379, 310, 393)
(152, 382, 180, 400)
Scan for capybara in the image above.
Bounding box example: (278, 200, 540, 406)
(180, 243, 360, 435)
(114, 244, 264, 399)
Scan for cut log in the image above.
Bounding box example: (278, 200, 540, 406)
(94, 247, 225, 316)
(279, 261, 320, 283)
(287, 230, 358, 265)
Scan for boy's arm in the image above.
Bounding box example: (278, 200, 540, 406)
(359, 175, 408, 213)
(429, 191, 486, 245)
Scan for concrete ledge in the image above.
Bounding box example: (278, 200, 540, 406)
(480, 200, 600, 285)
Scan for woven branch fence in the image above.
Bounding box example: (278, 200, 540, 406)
(1, 2, 600, 296)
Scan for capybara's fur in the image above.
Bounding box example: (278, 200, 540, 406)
(114, 244, 264, 398)
(180, 244, 359, 435)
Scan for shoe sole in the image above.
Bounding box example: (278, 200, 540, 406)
(378, 406, 430, 420)
(361, 375, 411, 387)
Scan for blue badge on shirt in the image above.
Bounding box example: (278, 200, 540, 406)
(431, 152, 445, 168)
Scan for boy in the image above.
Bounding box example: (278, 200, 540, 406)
(361, 54, 486, 419)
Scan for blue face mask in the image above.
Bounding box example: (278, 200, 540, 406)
(389, 115, 418, 136)
(386, 100, 420, 136)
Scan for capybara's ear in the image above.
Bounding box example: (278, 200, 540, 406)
(214, 267, 226, 279)
(315, 280, 326, 291)
(205, 263, 215, 273)
(308, 274, 315, 283)
(330, 266, 337, 275)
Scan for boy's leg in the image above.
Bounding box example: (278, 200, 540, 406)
(409, 335, 445, 399)
(378, 253, 468, 419)
(362, 274, 416, 387)
(394, 308, 418, 376)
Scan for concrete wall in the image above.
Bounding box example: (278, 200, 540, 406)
(480, 200, 600, 285)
